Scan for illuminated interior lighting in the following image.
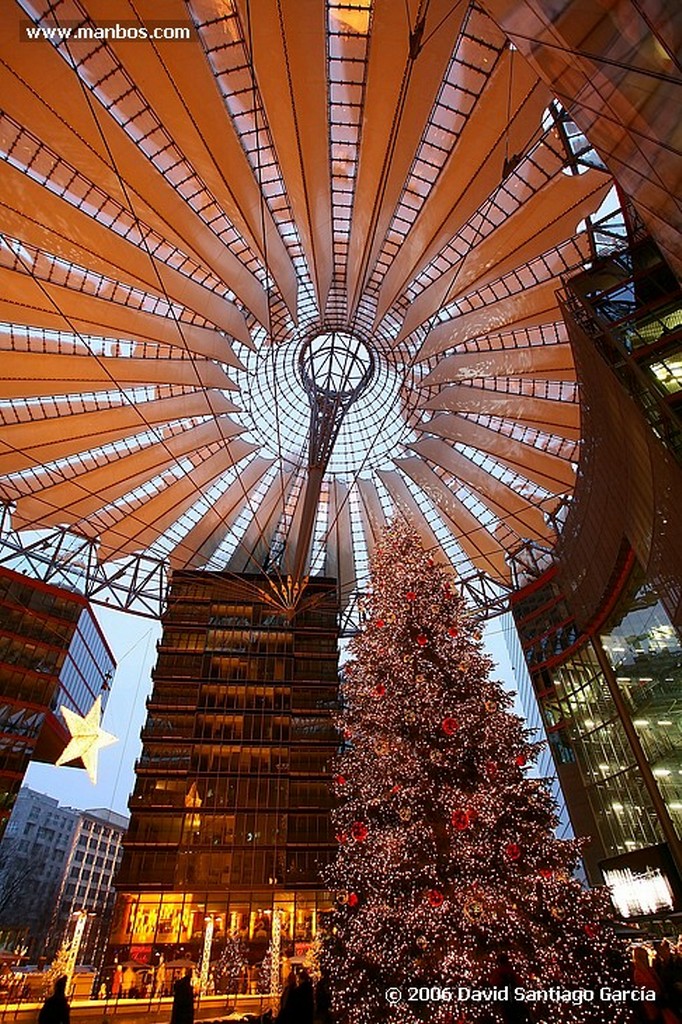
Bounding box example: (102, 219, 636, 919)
(604, 866, 675, 918)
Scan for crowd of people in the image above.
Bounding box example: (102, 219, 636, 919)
(275, 968, 331, 1024)
(482, 942, 682, 1024)
(631, 939, 682, 1023)
(163, 964, 331, 1024)
(480, 940, 682, 1024)
(34, 936, 682, 1024)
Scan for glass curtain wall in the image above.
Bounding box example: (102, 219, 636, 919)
(511, 566, 682, 887)
(109, 572, 339, 991)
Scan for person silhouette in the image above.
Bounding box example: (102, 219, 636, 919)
(170, 969, 194, 1024)
(276, 972, 297, 1024)
(38, 976, 70, 1024)
(292, 969, 314, 1024)
(489, 954, 533, 1024)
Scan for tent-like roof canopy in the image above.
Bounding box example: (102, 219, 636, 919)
(0, 0, 678, 617)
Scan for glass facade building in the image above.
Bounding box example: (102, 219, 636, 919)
(0, 568, 115, 836)
(501, 612, 574, 843)
(511, 567, 681, 885)
(109, 572, 339, 988)
(509, 236, 682, 919)
(564, 234, 682, 459)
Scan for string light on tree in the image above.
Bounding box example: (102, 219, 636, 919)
(214, 934, 247, 994)
(323, 521, 635, 1024)
(258, 942, 273, 996)
(47, 910, 89, 995)
(304, 932, 324, 983)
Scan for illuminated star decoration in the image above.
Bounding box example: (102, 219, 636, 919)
(56, 696, 117, 784)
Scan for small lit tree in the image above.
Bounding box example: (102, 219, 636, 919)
(323, 521, 634, 1023)
(303, 932, 323, 983)
(214, 932, 247, 994)
(257, 943, 273, 995)
(45, 940, 71, 990)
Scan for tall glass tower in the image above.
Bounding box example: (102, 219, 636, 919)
(508, 235, 682, 921)
(109, 572, 339, 987)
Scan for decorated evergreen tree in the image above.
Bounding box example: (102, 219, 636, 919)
(303, 931, 324, 983)
(214, 932, 247, 994)
(257, 942, 273, 995)
(45, 910, 89, 996)
(323, 522, 634, 1024)
(45, 938, 71, 991)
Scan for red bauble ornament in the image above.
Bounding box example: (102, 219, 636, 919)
(416, 633, 428, 646)
(406, 590, 417, 601)
(373, 683, 386, 697)
(376, 618, 385, 628)
(515, 754, 527, 767)
(343, 728, 353, 740)
(505, 842, 521, 861)
(428, 889, 444, 908)
(441, 716, 459, 735)
(451, 809, 470, 831)
(584, 923, 599, 939)
(351, 821, 368, 842)
(334, 775, 346, 786)
(348, 892, 359, 908)
(539, 868, 553, 879)
(485, 760, 498, 778)
(335, 832, 347, 845)
(390, 784, 401, 794)
(448, 626, 459, 637)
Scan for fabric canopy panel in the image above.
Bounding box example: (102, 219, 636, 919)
(1, 0, 655, 612)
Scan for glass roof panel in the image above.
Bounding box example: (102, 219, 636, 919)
(0, 0, 638, 615)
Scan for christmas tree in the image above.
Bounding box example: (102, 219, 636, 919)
(44, 910, 89, 996)
(303, 931, 324, 983)
(257, 942, 274, 995)
(323, 522, 634, 1023)
(44, 938, 71, 992)
(214, 932, 248, 994)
